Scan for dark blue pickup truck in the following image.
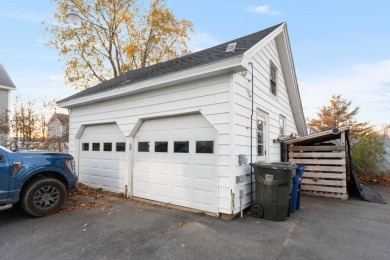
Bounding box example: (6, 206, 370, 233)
(0, 145, 77, 217)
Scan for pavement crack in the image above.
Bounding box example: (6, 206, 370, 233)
(276, 215, 302, 260)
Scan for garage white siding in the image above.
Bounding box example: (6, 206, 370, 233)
(79, 124, 126, 193)
(232, 39, 299, 213)
(69, 74, 234, 214)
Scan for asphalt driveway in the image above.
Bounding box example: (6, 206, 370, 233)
(1, 186, 390, 260)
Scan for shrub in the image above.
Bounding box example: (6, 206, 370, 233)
(352, 134, 385, 176)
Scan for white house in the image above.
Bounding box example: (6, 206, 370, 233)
(58, 23, 307, 217)
(0, 64, 16, 140)
(48, 113, 69, 138)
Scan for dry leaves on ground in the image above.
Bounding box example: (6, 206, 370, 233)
(67, 183, 106, 198)
(59, 201, 114, 213)
(359, 175, 390, 186)
(59, 183, 116, 213)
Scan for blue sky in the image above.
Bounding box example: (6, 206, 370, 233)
(0, 0, 389, 126)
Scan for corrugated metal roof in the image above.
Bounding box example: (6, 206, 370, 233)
(285, 126, 350, 145)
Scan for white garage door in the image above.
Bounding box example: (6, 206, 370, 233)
(133, 114, 218, 213)
(79, 124, 127, 193)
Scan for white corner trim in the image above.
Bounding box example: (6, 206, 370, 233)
(58, 56, 245, 108)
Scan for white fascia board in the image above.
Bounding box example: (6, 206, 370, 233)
(280, 24, 307, 136)
(240, 23, 285, 66)
(58, 56, 245, 108)
(0, 85, 15, 91)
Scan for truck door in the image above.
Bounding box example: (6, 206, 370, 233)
(0, 151, 10, 200)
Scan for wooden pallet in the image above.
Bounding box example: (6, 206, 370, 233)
(289, 144, 348, 200)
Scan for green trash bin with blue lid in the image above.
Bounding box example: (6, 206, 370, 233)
(250, 162, 296, 221)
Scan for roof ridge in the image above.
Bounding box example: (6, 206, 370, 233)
(59, 23, 283, 103)
(120, 23, 283, 79)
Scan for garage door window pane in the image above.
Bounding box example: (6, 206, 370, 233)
(138, 142, 149, 152)
(174, 141, 189, 153)
(155, 142, 168, 152)
(196, 141, 214, 153)
(104, 143, 112, 151)
(92, 143, 100, 151)
(116, 142, 126, 152)
(82, 143, 89, 151)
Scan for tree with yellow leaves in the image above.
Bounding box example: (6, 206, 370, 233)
(45, 0, 193, 89)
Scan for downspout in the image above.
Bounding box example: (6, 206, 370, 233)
(249, 62, 254, 204)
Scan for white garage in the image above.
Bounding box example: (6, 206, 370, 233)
(133, 114, 218, 213)
(59, 23, 308, 216)
(79, 124, 127, 193)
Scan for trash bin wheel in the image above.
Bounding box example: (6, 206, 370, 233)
(250, 204, 264, 218)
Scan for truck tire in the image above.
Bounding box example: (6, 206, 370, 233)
(20, 178, 67, 217)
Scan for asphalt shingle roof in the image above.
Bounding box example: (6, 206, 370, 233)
(0, 64, 16, 89)
(60, 23, 282, 103)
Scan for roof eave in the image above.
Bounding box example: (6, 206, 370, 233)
(0, 85, 15, 91)
(58, 55, 244, 108)
(279, 24, 307, 136)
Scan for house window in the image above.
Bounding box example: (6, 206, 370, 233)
(279, 115, 286, 136)
(82, 143, 89, 151)
(196, 141, 214, 154)
(103, 143, 112, 151)
(116, 142, 126, 152)
(270, 61, 277, 95)
(92, 143, 100, 151)
(138, 142, 149, 152)
(155, 142, 168, 153)
(174, 141, 189, 153)
(257, 120, 264, 156)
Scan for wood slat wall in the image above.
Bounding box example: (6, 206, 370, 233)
(289, 143, 348, 200)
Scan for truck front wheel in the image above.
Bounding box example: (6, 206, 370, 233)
(21, 178, 67, 217)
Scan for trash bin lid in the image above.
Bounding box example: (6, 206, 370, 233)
(251, 161, 296, 170)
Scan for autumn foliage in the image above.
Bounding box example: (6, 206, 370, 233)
(307, 95, 373, 137)
(307, 95, 390, 180)
(45, 0, 194, 89)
